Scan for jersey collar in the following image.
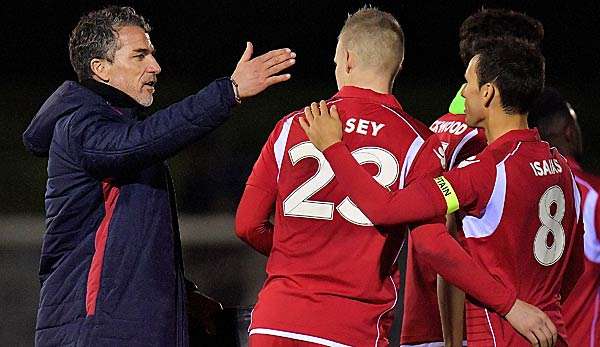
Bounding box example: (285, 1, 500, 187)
(334, 86, 402, 110)
(489, 128, 541, 149)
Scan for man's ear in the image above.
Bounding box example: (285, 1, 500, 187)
(345, 49, 354, 74)
(481, 83, 495, 108)
(90, 58, 110, 82)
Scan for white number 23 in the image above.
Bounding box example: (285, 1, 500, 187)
(282, 142, 398, 226)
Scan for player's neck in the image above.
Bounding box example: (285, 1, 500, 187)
(347, 73, 393, 94)
(484, 110, 529, 143)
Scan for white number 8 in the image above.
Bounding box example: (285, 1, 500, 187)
(533, 185, 566, 266)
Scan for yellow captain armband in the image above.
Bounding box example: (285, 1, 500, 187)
(434, 176, 459, 214)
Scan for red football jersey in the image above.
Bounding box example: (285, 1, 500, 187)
(442, 129, 581, 346)
(429, 113, 487, 170)
(402, 112, 486, 345)
(563, 159, 600, 347)
(243, 86, 443, 346)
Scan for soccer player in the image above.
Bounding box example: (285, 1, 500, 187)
(301, 38, 577, 346)
(238, 8, 554, 347)
(405, 9, 545, 347)
(529, 87, 599, 346)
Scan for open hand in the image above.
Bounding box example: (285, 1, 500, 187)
(299, 100, 343, 151)
(230, 42, 295, 98)
(505, 299, 557, 347)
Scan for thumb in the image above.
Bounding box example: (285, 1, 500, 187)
(238, 41, 253, 63)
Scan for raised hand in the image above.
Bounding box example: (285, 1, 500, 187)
(505, 299, 557, 347)
(299, 100, 343, 151)
(230, 42, 296, 98)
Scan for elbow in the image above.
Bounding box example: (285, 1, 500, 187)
(234, 215, 252, 243)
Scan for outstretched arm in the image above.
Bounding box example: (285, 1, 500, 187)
(299, 101, 452, 226)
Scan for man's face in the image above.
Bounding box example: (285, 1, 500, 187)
(106, 26, 161, 107)
(462, 56, 485, 127)
(334, 39, 348, 90)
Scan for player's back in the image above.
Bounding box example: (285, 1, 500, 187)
(457, 130, 580, 346)
(250, 86, 439, 346)
(430, 112, 487, 170)
(563, 161, 600, 347)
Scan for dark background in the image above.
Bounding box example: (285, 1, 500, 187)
(1, 0, 599, 345)
(3, 0, 600, 215)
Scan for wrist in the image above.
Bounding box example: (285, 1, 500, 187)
(230, 78, 242, 104)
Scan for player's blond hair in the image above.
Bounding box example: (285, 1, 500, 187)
(339, 7, 405, 77)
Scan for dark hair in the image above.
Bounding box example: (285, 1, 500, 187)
(69, 6, 151, 81)
(459, 8, 544, 66)
(475, 37, 545, 115)
(528, 87, 582, 158)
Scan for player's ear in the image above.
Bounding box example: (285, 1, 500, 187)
(481, 83, 495, 108)
(345, 49, 354, 73)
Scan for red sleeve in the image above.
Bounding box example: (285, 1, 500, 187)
(323, 141, 448, 225)
(235, 119, 284, 255)
(441, 155, 495, 217)
(410, 223, 517, 315)
(235, 184, 275, 256)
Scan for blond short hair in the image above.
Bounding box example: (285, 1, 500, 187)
(339, 7, 405, 76)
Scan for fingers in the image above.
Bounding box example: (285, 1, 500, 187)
(265, 74, 292, 88)
(330, 105, 340, 120)
(299, 116, 310, 133)
(257, 48, 293, 63)
(319, 100, 329, 117)
(265, 57, 296, 76)
(544, 317, 557, 346)
(311, 102, 320, 119)
(238, 42, 254, 64)
(303, 106, 315, 125)
(538, 324, 553, 347)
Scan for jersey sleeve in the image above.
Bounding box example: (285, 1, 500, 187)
(323, 141, 449, 226)
(235, 118, 287, 255)
(440, 155, 496, 217)
(410, 222, 517, 315)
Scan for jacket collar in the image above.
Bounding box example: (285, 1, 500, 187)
(81, 79, 141, 110)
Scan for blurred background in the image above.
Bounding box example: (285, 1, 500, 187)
(1, 0, 599, 345)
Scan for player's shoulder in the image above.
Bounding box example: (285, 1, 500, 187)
(572, 163, 600, 192)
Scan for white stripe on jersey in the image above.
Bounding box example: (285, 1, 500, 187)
(274, 116, 295, 181)
(462, 160, 506, 238)
(274, 99, 344, 181)
(380, 104, 420, 135)
(449, 129, 479, 169)
(399, 137, 425, 189)
(249, 328, 351, 347)
(575, 176, 600, 263)
(462, 143, 527, 238)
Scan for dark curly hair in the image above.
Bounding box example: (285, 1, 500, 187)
(476, 37, 545, 115)
(69, 6, 151, 81)
(459, 8, 543, 66)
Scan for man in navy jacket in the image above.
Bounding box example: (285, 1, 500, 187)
(22, 6, 295, 346)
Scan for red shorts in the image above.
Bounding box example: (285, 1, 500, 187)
(249, 333, 328, 347)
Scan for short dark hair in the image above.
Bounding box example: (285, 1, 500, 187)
(69, 6, 151, 81)
(528, 87, 574, 132)
(459, 8, 543, 66)
(475, 38, 545, 115)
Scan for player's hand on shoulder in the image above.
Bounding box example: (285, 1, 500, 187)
(505, 299, 557, 347)
(230, 42, 296, 98)
(299, 100, 343, 152)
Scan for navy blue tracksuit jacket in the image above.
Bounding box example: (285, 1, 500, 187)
(23, 78, 237, 346)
